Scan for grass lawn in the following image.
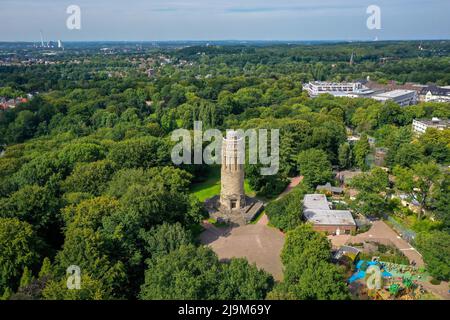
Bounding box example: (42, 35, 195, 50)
(190, 166, 256, 202)
(190, 167, 221, 202)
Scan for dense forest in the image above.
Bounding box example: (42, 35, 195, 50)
(0, 41, 449, 300)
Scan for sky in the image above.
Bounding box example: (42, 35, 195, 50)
(0, 0, 449, 41)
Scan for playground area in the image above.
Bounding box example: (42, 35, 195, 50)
(328, 220, 425, 267)
(332, 221, 449, 299)
(346, 257, 438, 300)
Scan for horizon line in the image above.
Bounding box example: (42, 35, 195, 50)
(0, 38, 449, 43)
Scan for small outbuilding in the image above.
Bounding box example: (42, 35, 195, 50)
(316, 182, 344, 195)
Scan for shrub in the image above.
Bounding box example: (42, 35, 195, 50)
(265, 184, 308, 231)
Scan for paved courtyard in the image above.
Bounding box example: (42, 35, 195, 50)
(200, 222, 285, 281)
(199, 178, 302, 281)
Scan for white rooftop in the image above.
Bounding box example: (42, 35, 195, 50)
(304, 209, 356, 226)
(309, 81, 359, 86)
(374, 89, 415, 99)
(303, 194, 356, 226)
(303, 194, 331, 210)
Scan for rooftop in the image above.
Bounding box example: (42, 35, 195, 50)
(316, 182, 344, 194)
(333, 245, 360, 261)
(360, 80, 424, 92)
(414, 118, 450, 127)
(374, 89, 416, 99)
(308, 81, 359, 86)
(304, 209, 356, 226)
(420, 85, 450, 96)
(303, 194, 356, 226)
(303, 194, 331, 210)
(336, 170, 362, 183)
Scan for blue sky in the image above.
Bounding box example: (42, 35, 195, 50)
(1, 0, 449, 41)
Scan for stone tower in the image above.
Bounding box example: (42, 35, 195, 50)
(220, 131, 246, 213)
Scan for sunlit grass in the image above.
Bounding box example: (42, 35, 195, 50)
(190, 166, 256, 202)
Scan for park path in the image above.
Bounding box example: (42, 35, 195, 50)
(257, 213, 270, 226)
(276, 176, 303, 200)
(420, 280, 450, 300)
(256, 176, 303, 226)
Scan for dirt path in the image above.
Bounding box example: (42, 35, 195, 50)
(256, 213, 270, 226)
(276, 176, 303, 200)
(420, 280, 450, 300)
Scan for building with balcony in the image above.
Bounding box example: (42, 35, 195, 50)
(305, 81, 364, 97)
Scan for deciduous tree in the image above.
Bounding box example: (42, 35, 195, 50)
(296, 149, 333, 189)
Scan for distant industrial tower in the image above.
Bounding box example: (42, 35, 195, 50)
(350, 51, 355, 65)
(220, 131, 246, 213)
(40, 30, 45, 48)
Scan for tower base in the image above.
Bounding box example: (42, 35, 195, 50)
(204, 196, 265, 225)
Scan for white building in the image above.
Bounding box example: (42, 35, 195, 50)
(306, 81, 418, 106)
(420, 86, 450, 103)
(305, 81, 364, 97)
(303, 194, 356, 235)
(412, 118, 450, 135)
(371, 90, 418, 106)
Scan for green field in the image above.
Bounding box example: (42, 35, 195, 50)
(190, 166, 256, 202)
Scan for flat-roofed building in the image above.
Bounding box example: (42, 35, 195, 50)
(303, 194, 356, 235)
(372, 89, 418, 106)
(305, 81, 363, 97)
(412, 118, 450, 135)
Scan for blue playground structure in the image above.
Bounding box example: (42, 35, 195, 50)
(348, 260, 392, 284)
